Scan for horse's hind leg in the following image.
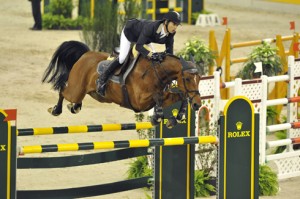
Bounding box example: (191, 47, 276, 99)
(67, 103, 82, 114)
(48, 92, 64, 116)
(63, 87, 85, 114)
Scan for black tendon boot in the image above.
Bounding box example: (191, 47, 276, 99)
(97, 58, 120, 96)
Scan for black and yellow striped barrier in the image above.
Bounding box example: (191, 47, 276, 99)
(17, 122, 153, 136)
(20, 136, 218, 154)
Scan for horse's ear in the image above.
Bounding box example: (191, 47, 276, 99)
(180, 56, 190, 70)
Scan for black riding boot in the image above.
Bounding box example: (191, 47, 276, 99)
(97, 58, 120, 96)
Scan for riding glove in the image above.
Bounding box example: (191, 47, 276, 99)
(150, 52, 163, 62)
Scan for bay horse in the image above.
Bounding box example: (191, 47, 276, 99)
(42, 41, 202, 128)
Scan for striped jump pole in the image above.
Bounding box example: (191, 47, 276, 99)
(17, 122, 153, 136)
(19, 136, 218, 154)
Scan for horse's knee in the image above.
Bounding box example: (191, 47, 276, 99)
(176, 112, 186, 122)
(166, 116, 177, 129)
(151, 114, 162, 126)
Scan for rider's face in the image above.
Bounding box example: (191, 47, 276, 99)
(167, 21, 179, 34)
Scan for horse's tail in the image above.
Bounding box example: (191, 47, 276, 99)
(42, 40, 90, 91)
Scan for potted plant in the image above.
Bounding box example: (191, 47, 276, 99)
(177, 38, 216, 75)
(194, 169, 216, 197)
(236, 42, 283, 79)
(259, 164, 279, 196)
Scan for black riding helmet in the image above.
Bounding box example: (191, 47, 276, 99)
(163, 11, 181, 25)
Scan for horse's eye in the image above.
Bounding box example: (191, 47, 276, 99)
(185, 78, 190, 82)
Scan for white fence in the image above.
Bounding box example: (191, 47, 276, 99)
(198, 56, 300, 179)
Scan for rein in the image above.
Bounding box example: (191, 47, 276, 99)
(181, 70, 201, 103)
(153, 62, 174, 88)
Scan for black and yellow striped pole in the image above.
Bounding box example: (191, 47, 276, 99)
(20, 136, 218, 154)
(17, 122, 153, 136)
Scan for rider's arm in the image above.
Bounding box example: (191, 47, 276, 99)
(135, 36, 152, 57)
(165, 33, 175, 54)
(135, 24, 155, 58)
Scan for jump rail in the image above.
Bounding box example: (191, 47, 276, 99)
(19, 136, 218, 154)
(17, 122, 153, 136)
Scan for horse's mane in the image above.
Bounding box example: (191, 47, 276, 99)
(165, 53, 180, 60)
(163, 54, 198, 70)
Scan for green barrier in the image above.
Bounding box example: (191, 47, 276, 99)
(218, 96, 259, 199)
(155, 101, 195, 199)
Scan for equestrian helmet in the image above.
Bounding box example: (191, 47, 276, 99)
(163, 11, 181, 25)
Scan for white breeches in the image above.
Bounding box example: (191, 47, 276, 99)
(118, 29, 155, 64)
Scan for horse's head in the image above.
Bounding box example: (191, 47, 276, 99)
(177, 57, 202, 110)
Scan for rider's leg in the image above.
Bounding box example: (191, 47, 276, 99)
(119, 29, 131, 64)
(97, 57, 121, 96)
(97, 29, 131, 96)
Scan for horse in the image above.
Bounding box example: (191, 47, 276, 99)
(42, 41, 202, 128)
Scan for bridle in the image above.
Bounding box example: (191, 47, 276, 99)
(181, 68, 201, 104)
(145, 55, 201, 103)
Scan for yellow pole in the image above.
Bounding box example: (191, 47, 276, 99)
(41, 0, 44, 14)
(153, 0, 156, 20)
(220, 28, 231, 99)
(209, 30, 218, 75)
(91, 0, 94, 18)
(188, 0, 191, 25)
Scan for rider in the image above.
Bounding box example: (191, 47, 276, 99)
(97, 11, 181, 97)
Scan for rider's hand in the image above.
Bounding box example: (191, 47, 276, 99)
(149, 52, 165, 62)
(150, 52, 160, 61)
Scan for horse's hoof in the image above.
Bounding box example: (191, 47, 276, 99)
(166, 117, 177, 129)
(151, 117, 161, 126)
(48, 106, 61, 116)
(67, 104, 81, 114)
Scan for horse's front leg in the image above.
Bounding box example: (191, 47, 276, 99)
(48, 91, 64, 116)
(166, 99, 188, 129)
(151, 93, 164, 126)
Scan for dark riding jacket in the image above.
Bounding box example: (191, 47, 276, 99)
(123, 19, 175, 57)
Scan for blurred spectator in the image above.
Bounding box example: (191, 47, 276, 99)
(29, 0, 42, 30)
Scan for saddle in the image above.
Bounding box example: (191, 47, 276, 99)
(97, 46, 141, 110)
(97, 46, 140, 85)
